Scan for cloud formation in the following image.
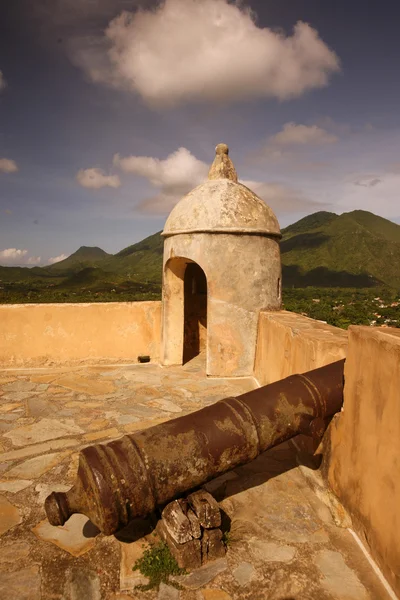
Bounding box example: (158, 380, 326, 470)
(115, 147, 208, 213)
(115, 147, 208, 191)
(114, 145, 328, 216)
(0, 70, 6, 91)
(74, 0, 339, 106)
(0, 249, 41, 266)
(48, 254, 68, 264)
(0, 158, 18, 173)
(269, 122, 338, 146)
(76, 167, 121, 189)
(27, 256, 42, 265)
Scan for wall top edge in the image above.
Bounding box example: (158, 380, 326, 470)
(348, 324, 400, 341)
(0, 301, 162, 309)
(260, 310, 348, 337)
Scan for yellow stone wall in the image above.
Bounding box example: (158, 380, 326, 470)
(326, 326, 400, 596)
(254, 310, 348, 385)
(0, 301, 162, 367)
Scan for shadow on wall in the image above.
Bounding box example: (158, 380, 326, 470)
(282, 265, 381, 288)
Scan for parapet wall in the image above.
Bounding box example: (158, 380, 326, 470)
(254, 312, 400, 595)
(325, 326, 400, 596)
(0, 301, 162, 367)
(254, 310, 348, 385)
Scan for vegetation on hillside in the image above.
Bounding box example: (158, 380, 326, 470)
(1, 210, 399, 330)
(283, 287, 399, 329)
(281, 210, 400, 288)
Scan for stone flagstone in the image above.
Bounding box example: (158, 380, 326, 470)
(34, 482, 71, 504)
(1, 438, 79, 462)
(62, 567, 101, 600)
(315, 549, 368, 599)
(4, 418, 84, 447)
(232, 562, 256, 586)
(55, 374, 116, 395)
(148, 398, 183, 413)
(0, 566, 41, 600)
(0, 495, 22, 536)
(0, 402, 22, 413)
(83, 427, 120, 443)
(120, 540, 150, 590)
(0, 479, 33, 493)
(158, 582, 180, 599)
(32, 514, 99, 557)
(0, 540, 30, 563)
(172, 558, 228, 590)
(4, 451, 71, 479)
(248, 539, 296, 563)
(201, 590, 232, 600)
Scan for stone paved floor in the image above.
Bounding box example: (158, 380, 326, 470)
(0, 357, 392, 600)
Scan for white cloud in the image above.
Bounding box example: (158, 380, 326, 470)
(0, 158, 18, 173)
(115, 147, 208, 192)
(0, 70, 6, 91)
(115, 147, 208, 213)
(48, 254, 68, 264)
(269, 122, 338, 146)
(74, 0, 339, 106)
(76, 167, 121, 189)
(0, 249, 41, 266)
(0, 248, 27, 260)
(114, 144, 329, 215)
(26, 256, 42, 265)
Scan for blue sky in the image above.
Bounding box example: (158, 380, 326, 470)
(1, 0, 400, 265)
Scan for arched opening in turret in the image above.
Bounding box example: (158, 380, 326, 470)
(183, 262, 207, 364)
(161, 257, 207, 367)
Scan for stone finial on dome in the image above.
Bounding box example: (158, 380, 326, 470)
(208, 143, 238, 183)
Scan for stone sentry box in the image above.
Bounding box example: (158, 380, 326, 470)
(161, 144, 282, 377)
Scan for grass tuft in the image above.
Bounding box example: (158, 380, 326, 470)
(133, 541, 186, 591)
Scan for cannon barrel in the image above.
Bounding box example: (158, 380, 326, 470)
(45, 359, 344, 535)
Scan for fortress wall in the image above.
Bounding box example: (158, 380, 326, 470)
(0, 301, 162, 367)
(325, 326, 400, 596)
(254, 310, 348, 385)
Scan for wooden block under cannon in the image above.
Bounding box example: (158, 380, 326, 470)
(187, 490, 221, 529)
(157, 490, 226, 570)
(201, 528, 225, 562)
(156, 519, 202, 570)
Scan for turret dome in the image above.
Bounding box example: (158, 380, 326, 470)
(162, 144, 281, 238)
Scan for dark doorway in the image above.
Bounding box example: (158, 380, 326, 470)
(183, 262, 207, 364)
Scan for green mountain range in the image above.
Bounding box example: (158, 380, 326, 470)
(1, 211, 400, 299)
(281, 210, 400, 288)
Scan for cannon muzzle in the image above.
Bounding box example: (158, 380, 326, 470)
(45, 360, 344, 535)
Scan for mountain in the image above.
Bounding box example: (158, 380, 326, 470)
(47, 246, 111, 272)
(281, 210, 400, 288)
(1, 211, 400, 293)
(101, 231, 163, 283)
(103, 210, 400, 289)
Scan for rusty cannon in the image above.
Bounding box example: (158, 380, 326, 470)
(45, 360, 344, 536)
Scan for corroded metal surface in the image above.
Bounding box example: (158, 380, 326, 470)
(45, 360, 344, 535)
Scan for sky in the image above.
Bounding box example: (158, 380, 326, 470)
(1, 0, 400, 266)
